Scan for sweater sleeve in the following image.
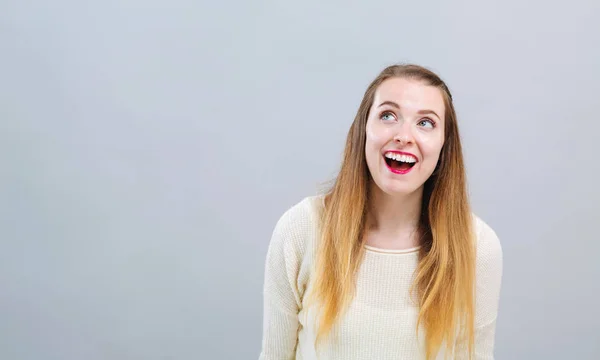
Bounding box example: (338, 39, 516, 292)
(258, 204, 307, 360)
(458, 217, 504, 359)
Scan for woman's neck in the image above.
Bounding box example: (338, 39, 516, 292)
(365, 184, 423, 249)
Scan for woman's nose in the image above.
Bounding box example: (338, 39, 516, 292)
(393, 126, 414, 145)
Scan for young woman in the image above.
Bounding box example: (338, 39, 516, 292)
(259, 64, 503, 360)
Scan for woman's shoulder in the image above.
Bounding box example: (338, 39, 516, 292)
(471, 213, 503, 267)
(268, 194, 324, 258)
(273, 194, 324, 233)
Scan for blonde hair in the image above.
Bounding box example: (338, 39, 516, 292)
(308, 64, 476, 359)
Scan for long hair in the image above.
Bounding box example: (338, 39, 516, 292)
(308, 64, 476, 359)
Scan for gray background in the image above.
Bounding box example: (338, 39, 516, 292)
(1, 0, 599, 359)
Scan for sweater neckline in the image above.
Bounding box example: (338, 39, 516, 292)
(364, 244, 421, 254)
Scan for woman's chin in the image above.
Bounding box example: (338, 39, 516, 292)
(376, 181, 420, 197)
(384, 187, 415, 197)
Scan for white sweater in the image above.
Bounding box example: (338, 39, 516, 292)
(259, 195, 503, 360)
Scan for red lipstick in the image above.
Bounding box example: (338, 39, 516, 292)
(383, 150, 418, 175)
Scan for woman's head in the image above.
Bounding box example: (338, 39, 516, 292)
(342, 64, 462, 200)
(311, 64, 476, 359)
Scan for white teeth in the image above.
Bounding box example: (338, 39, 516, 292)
(384, 152, 416, 163)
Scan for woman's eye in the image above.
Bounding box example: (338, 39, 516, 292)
(380, 112, 395, 121)
(418, 118, 435, 129)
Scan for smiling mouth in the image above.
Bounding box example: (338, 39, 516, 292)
(385, 157, 416, 171)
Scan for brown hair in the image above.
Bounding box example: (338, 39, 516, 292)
(308, 64, 476, 359)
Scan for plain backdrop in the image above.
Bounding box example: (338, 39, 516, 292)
(1, 0, 599, 359)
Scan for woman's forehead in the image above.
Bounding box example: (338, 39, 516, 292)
(373, 78, 445, 116)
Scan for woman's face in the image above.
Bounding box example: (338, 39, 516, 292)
(365, 77, 446, 197)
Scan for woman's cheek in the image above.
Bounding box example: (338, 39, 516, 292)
(366, 124, 389, 146)
(415, 132, 444, 153)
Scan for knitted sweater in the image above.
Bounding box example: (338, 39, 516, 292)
(259, 195, 503, 360)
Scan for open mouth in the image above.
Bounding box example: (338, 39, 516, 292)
(385, 157, 415, 171)
(384, 152, 417, 173)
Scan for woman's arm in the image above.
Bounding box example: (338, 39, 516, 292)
(468, 217, 504, 359)
(258, 208, 305, 360)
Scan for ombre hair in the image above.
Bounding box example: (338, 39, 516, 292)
(308, 64, 476, 359)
